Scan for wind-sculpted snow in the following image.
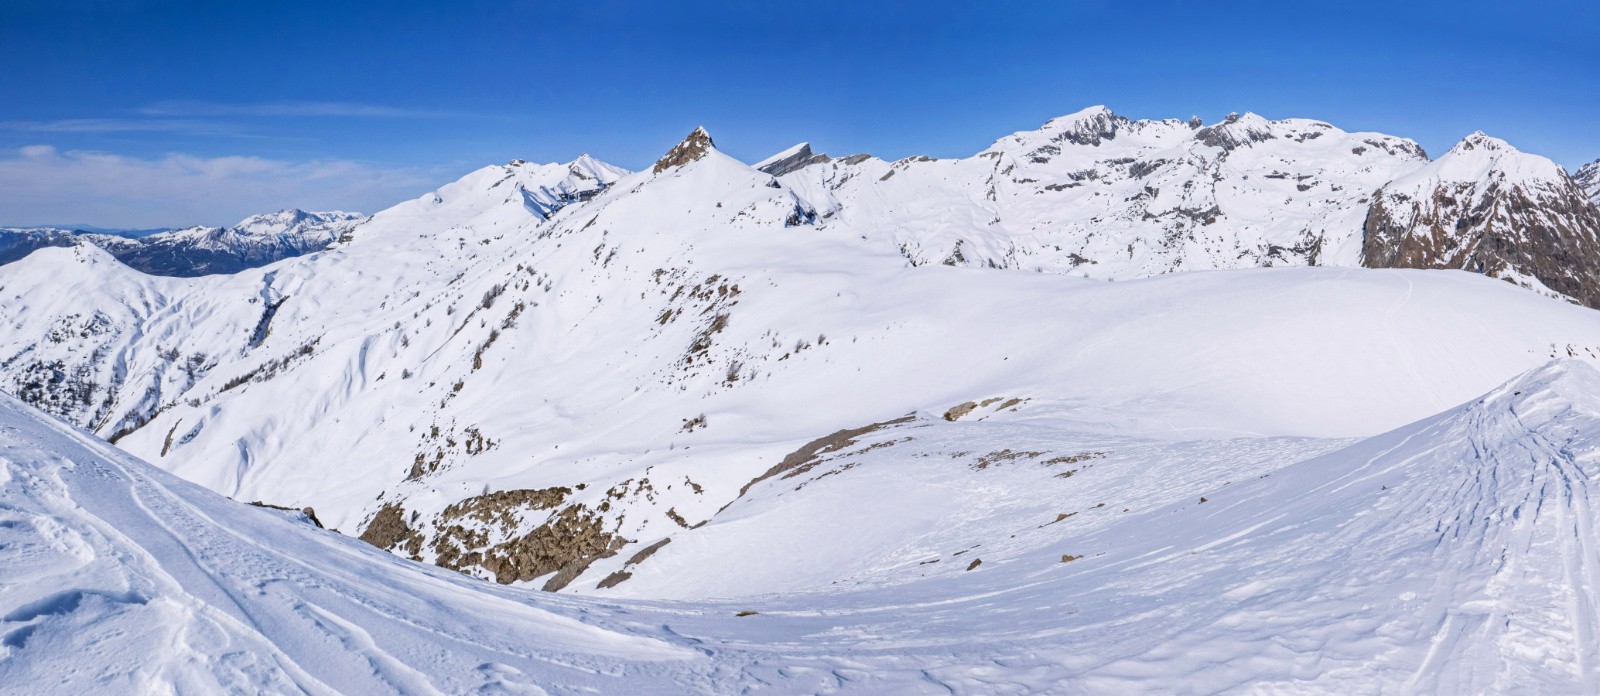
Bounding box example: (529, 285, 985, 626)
(8, 358, 1600, 692)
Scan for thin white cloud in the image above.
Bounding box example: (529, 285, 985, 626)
(0, 145, 439, 228)
(139, 100, 464, 118)
(0, 118, 245, 136)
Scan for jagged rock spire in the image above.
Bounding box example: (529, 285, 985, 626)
(653, 126, 715, 173)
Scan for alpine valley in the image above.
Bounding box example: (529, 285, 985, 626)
(7, 107, 1600, 693)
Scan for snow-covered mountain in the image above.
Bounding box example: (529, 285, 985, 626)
(122, 209, 369, 276)
(0, 209, 366, 276)
(1363, 133, 1600, 305)
(5, 120, 1600, 601)
(6, 109, 1600, 690)
(10, 348, 1600, 691)
(777, 106, 1430, 274)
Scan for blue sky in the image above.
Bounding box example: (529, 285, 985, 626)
(2, 0, 1596, 227)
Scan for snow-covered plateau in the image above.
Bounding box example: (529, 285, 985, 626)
(5, 108, 1600, 693)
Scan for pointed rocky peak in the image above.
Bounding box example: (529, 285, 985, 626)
(228, 209, 365, 239)
(653, 126, 716, 173)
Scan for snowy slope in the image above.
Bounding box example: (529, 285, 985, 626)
(9, 354, 1600, 692)
(0, 389, 699, 694)
(4, 129, 1600, 599)
(601, 359, 1600, 692)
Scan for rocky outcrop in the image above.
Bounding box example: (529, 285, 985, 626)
(358, 487, 629, 591)
(1576, 158, 1600, 206)
(754, 143, 831, 177)
(653, 127, 716, 173)
(1194, 112, 1278, 151)
(358, 502, 418, 551)
(1361, 133, 1600, 307)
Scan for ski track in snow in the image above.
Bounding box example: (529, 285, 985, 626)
(8, 361, 1600, 691)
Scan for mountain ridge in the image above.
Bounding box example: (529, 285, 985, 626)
(2, 109, 1600, 601)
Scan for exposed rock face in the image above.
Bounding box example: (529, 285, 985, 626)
(653, 127, 716, 173)
(754, 143, 832, 177)
(1576, 158, 1600, 206)
(732, 415, 917, 501)
(1361, 133, 1600, 307)
(1041, 105, 1128, 146)
(1194, 112, 1278, 151)
(358, 487, 628, 591)
(358, 502, 416, 550)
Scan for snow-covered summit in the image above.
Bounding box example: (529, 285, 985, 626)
(378, 155, 629, 229)
(156, 209, 367, 250)
(1363, 130, 1600, 305)
(1401, 131, 1569, 188)
(1029, 104, 1129, 146)
(231, 208, 365, 236)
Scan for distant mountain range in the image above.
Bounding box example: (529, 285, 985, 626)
(0, 209, 366, 276)
(771, 106, 1600, 307)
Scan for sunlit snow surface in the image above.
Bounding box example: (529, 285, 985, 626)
(6, 122, 1600, 693)
(8, 360, 1600, 693)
